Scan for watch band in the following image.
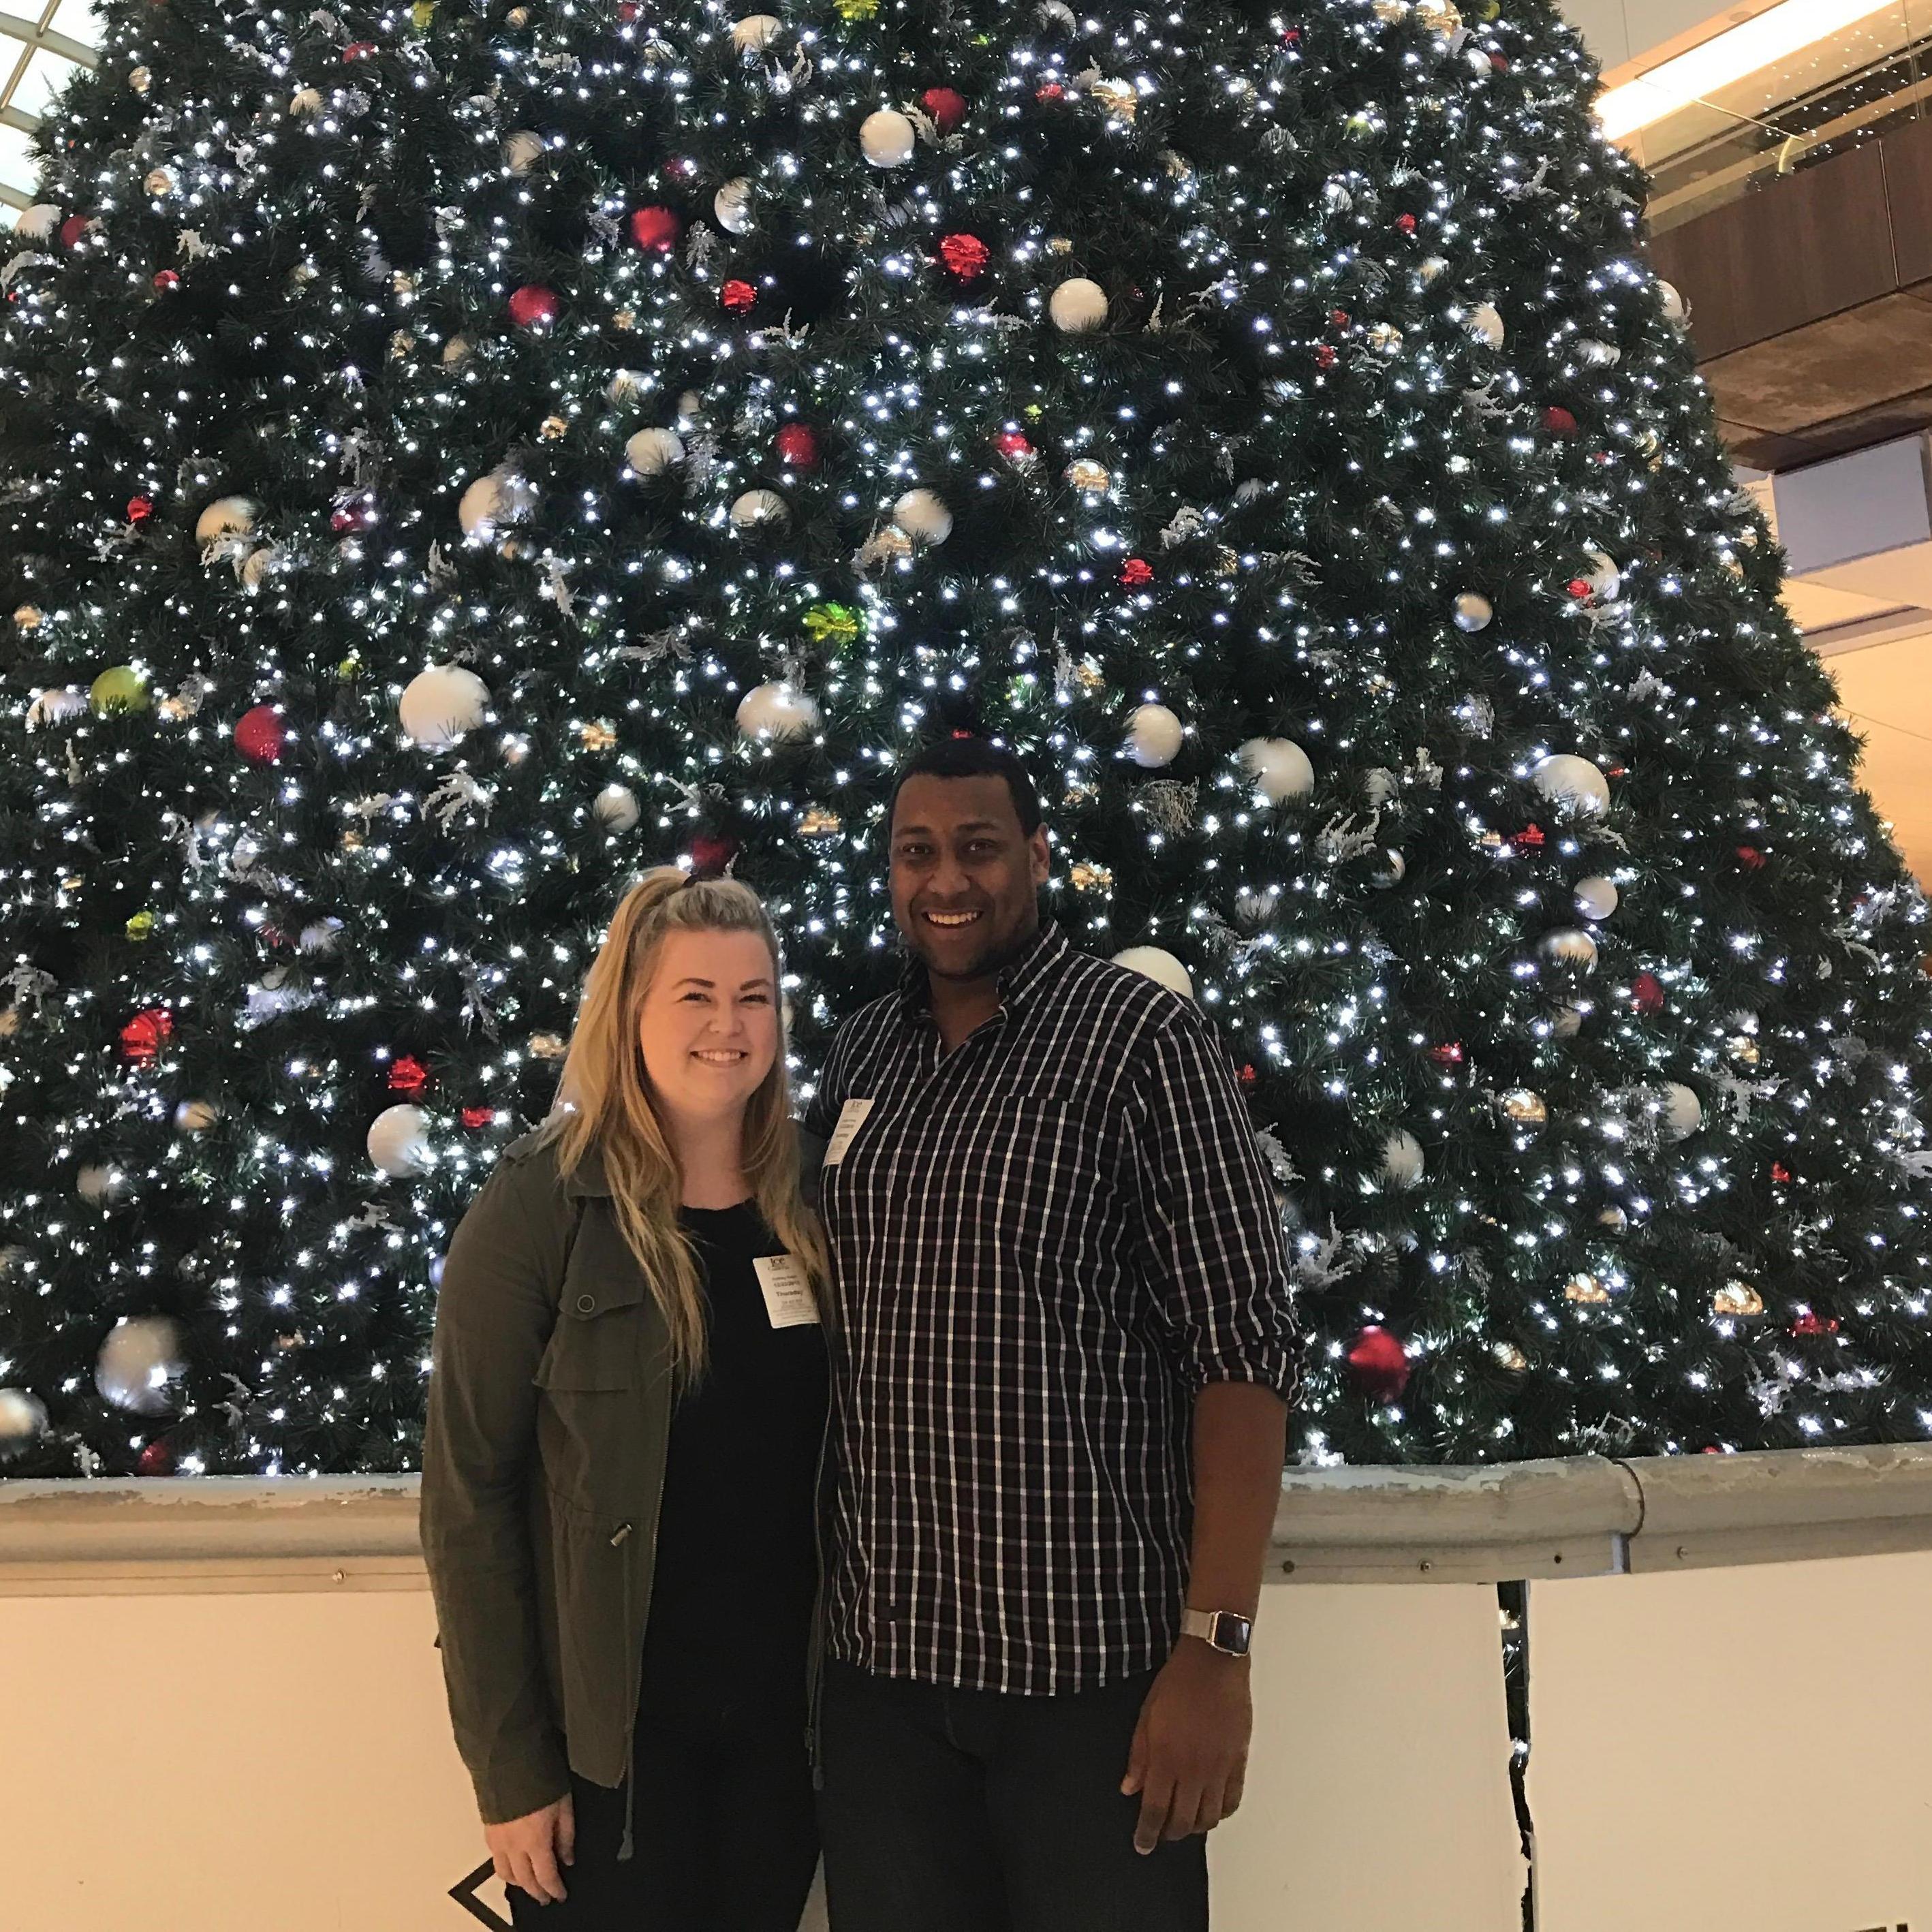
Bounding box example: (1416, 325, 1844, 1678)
(1181, 1607, 1253, 1657)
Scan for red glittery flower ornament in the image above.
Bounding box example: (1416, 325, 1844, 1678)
(939, 233, 991, 281)
(1119, 557, 1154, 587)
(121, 1007, 174, 1065)
(388, 1055, 431, 1097)
(721, 279, 757, 314)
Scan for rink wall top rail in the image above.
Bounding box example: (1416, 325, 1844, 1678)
(3, 1444, 1932, 1595)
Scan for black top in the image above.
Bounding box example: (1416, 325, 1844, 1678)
(805, 922, 1300, 1695)
(640, 1202, 828, 1699)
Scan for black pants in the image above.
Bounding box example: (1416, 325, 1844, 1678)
(507, 1670, 818, 1932)
(817, 1658, 1209, 1932)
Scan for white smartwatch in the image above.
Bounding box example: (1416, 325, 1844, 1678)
(1181, 1607, 1253, 1657)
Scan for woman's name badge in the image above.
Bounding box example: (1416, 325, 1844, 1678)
(753, 1254, 819, 1329)
(823, 1097, 875, 1166)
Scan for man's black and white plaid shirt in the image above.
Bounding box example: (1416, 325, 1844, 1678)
(806, 923, 1301, 1696)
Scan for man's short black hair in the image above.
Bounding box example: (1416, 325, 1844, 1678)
(889, 738, 1043, 839)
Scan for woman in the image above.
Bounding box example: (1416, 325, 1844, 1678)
(422, 867, 829, 1929)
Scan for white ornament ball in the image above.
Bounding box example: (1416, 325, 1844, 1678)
(502, 129, 545, 174)
(441, 334, 475, 367)
(1574, 876, 1619, 921)
(1380, 1129, 1424, 1189)
(0, 1388, 47, 1445)
(290, 86, 324, 116)
(1551, 1005, 1585, 1039)
(367, 1104, 434, 1179)
(174, 1099, 221, 1134)
(299, 918, 345, 956)
(1576, 337, 1621, 367)
(1532, 753, 1611, 818)
(1127, 703, 1185, 768)
(26, 686, 87, 730)
(676, 390, 704, 427)
(1371, 850, 1406, 888)
(1452, 591, 1493, 632)
(736, 681, 821, 741)
(1466, 302, 1505, 347)
(458, 467, 536, 540)
(1111, 946, 1194, 999)
(860, 108, 917, 168)
(1540, 928, 1600, 971)
(1239, 736, 1316, 805)
(730, 12, 781, 51)
(593, 783, 640, 832)
(77, 1165, 126, 1204)
(607, 368, 649, 405)
(195, 495, 258, 546)
(892, 488, 953, 545)
(714, 178, 755, 234)
(15, 204, 61, 242)
(238, 544, 283, 591)
(625, 427, 685, 476)
(1657, 279, 1688, 325)
(730, 488, 791, 531)
(97, 1316, 183, 1416)
(1661, 1082, 1702, 1141)
(1580, 547, 1621, 602)
(399, 664, 490, 749)
(1048, 276, 1109, 333)
(1418, 255, 1448, 285)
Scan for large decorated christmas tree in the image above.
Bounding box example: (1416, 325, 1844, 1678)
(3, 0, 1930, 1480)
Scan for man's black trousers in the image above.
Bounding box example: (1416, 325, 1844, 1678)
(817, 1657, 1210, 1931)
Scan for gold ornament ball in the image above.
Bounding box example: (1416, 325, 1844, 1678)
(129, 65, 152, 91)
(341, 828, 367, 852)
(13, 604, 42, 632)
(1367, 322, 1405, 354)
(1564, 1273, 1611, 1305)
(1073, 659, 1105, 692)
(1372, 0, 1409, 20)
(1091, 78, 1136, 121)
(798, 806, 843, 839)
(614, 308, 638, 330)
(529, 1031, 569, 1060)
(1046, 236, 1075, 255)
(1416, 0, 1462, 28)
(499, 536, 529, 561)
(872, 525, 914, 561)
(540, 414, 569, 441)
(1500, 1088, 1547, 1125)
(580, 719, 618, 751)
(506, 5, 531, 22)
(144, 168, 176, 197)
(1713, 1281, 1764, 1318)
(389, 330, 416, 359)
(0, 1006, 19, 1038)
(1069, 861, 1115, 893)
(1728, 1034, 1761, 1067)
(1065, 458, 1111, 493)
(1493, 1341, 1528, 1371)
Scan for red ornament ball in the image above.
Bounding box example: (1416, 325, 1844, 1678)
(152, 270, 181, 292)
(1771, 1161, 1794, 1184)
(661, 155, 701, 183)
(1346, 1326, 1411, 1403)
(1490, 51, 1508, 69)
(1631, 970, 1666, 1014)
(994, 429, 1035, 462)
(461, 1105, 496, 1129)
(59, 214, 91, 249)
(1566, 577, 1593, 599)
(939, 232, 991, 281)
(1119, 557, 1154, 588)
(629, 204, 681, 251)
(1329, 308, 1351, 328)
(507, 284, 560, 328)
(1282, 25, 1301, 42)
(617, 0, 640, 16)
(136, 1439, 176, 1478)
(388, 1055, 431, 1097)
(775, 423, 821, 469)
(1395, 213, 1418, 235)
(1542, 405, 1578, 435)
(721, 279, 756, 314)
(1428, 1041, 1465, 1066)
(343, 37, 377, 57)
(1736, 845, 1766, 870)
(121, 1007, 174, 1065)
(689, 831, 739, 878)
(330, 495, 377, 535)
(234, 704, 285, 764)
(921, 86, 968, 132)
(1314, 343, 1337, 370)
(1035, 81, 1065, 102)
(1790, 1311, 1840, 1337)
(127, 495, 155, 524)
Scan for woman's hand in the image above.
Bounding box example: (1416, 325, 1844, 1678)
(486, 1792, 575, 1905)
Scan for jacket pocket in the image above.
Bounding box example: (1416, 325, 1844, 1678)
(533, 1275, 648, 1391)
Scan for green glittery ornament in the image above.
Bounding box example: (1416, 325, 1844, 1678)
(126, 911, 157, 942)
(804, 602, 862, 645)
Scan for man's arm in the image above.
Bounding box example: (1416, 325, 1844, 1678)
(1121, 1381, 1286, 1852)
(1121, 1003, 1301, 1853)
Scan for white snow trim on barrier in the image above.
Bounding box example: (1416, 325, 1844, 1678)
(3, 1445, 1932, 1594)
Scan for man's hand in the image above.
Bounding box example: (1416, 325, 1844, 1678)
(1121, 1638, 1253, 1854)
(485, 1792, 575, 1904)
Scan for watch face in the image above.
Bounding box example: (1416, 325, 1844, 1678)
(1211, 1612, 1252, 1656)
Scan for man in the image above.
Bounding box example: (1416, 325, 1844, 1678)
(806, 736, 1302, 1931)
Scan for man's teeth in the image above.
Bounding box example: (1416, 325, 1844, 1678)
(926, 912, 982, 926)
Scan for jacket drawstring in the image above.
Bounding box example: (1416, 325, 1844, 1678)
(614, 1518, 638, 1862)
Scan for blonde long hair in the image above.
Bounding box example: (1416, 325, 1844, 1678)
(542, 867, 826, 1380)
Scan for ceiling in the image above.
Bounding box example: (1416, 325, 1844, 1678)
(0, 0, 98, 217)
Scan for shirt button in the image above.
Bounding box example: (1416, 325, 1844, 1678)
(575, 1293, 596, 1313)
